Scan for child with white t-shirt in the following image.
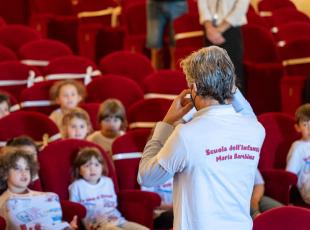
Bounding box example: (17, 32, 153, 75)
(286, 103, 310, 204)
(49, 80, 86, 130)
(87, 99, 127, 159)
(0, 148, 77, 230)
(69, 147, 149, 230)
(62, 107, 93, 139)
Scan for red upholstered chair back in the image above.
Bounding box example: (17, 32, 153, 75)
(278, 38, 310, 76)
(127, 98, 171, 130)
(19, 81, 57, 115)
(44, 55, 100, 82)
(29, 0, 74, 15)
(142, 70, 188, 97)
(242, 24, 280, 63)
(257, 112, 300, 170)
(79, 102, 100, 130)
(273, 22, 310, 43)
(258, 0, 296, 13)
(270, 8, 310, 26)
(173, 13, 203, 47)
(0, 25, 41, 53)
(0, 16, 6, 28)
(38, 139, 117, 200)
(86, 74, 144, 110)
(122, 1, 147, 53)
(0, 45, 17, 62)
(112, 129, 151, 190)
(0, 216, 5, 230)
(73, 0, 119, 26)
(122, 1, 147, 36)
(0, 61, 40, 101)
(19, 39, 73, 72)
(0, 111, 60, 145)
(99, 51, 154, 86)
(253, 206, 310, 230)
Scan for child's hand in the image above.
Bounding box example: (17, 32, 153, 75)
(69, 215, 78, 229)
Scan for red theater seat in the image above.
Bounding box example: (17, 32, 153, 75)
(112, 129, 151, 190)
(257, 112, 300, 204)
(253, 206, 310, 230)
(0, 25, 41, 53)
(143, 70, 187, 99)
(0, 111, 60, 147)
(19, 39, 73, 72)
(99, 51, 154, 87)
(86, 74, 144, 110)
(0, 44, 17, 62)
(127, 98, 171, 130)
(39, 139, 160, 229)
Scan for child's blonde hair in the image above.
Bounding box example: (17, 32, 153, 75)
(0, 147, 38, 191)
(98, 99, 127, 130)
(295, 103, 310, 124)
(62, 107, 93, 135)
(72, 147, 108, 180)
(49, 80, 86, 102)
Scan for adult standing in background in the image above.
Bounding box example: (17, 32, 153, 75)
(146, 0, 188, 69)
(138, 46, 265, 230)
(197, 0, 250, 93)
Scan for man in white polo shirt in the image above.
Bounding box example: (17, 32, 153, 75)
(138, 46, 265, 230)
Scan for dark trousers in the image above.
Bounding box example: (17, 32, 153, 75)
(205, 26, 245, 94)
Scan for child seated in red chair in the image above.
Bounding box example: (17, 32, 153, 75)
(69, 147, 149, 230)
(62, 108, 93, 140)
(87, 99, 127, 159)
(286, 103, 310, 204)
(49, 80, 86, 130)
(6, 135, 42, 191)
(0, 148, 77, 229)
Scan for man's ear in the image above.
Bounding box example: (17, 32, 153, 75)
(190, 83, 197, 93)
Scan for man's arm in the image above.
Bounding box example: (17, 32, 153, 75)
(231, 88, 256, 117)
(138, 90, 193, 187)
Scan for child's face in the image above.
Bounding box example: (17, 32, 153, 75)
(66, 117, 89, 139)
(79, 156, 103, 184)
(295, 120, 310, 141)
(56, 84, 81, 110)
(100, 116, 122, 138)
(0, 101, 9, 119)
(7, 157, 31, 194)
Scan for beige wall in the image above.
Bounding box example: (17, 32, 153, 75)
(251, 0, 310, 16)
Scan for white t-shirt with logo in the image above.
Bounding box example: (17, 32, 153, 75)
(156, 105, 265, 230)
(69, 176, 126, 229)
(0, 189, 69, 230)
(286, 140, 310, 204)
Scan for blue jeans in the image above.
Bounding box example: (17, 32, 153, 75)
(146, 0, 188, 48)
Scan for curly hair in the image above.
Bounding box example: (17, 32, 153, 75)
(0, 147, 38, 191)
(72, 147, 108, 181)
(49, 79, 86, 102)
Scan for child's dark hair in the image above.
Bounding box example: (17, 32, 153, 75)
(0, 93, 10, 106)
(0, 147, 38, 191)
(6, 135, 39, 153)
(62, 107, 93, 133)
(49, 79, 86, 102)
(72, 147, 108, 180)
(295, 103, 310, 124)
(97, 99, 127, 130)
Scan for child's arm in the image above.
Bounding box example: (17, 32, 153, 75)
(286, 143, 302, 174)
